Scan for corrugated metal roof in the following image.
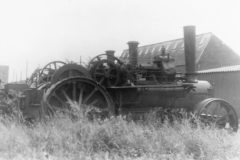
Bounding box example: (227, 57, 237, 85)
(120, 33, 212, 66)
(197, 65, 240, 74)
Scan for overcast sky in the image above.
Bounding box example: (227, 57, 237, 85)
(0, 0, 240, 82)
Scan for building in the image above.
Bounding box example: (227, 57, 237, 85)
(120, 33, 240, 72)
(0, 65, 9, 83)
(197, 66, 240, 116)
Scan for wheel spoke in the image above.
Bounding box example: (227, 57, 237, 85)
(72, 82, 77, 102)
(89, 99, 99, 106)
(45, 67, 52, 70)
(212, 102, 222, 116)
(62, 90, 71, 103)
(78, 85, 85, 105)
(54, 62, 57, 70)
(46, 105, 55, 115)
(52, 92, 66, 107)
(215, 114, 228, 123)
(99, 77, 105, 84)
(95, 72, 105, 76)
(83, 87, 98, 104)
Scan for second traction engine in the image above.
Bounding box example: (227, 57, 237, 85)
(86, 26, 238, 132)
(88, 28, 209, 116)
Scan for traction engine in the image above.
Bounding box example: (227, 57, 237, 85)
(7, 26, 238, 132)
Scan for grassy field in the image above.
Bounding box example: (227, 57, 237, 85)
(0, 105, 240, 160)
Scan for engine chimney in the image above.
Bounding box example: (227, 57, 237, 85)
(127, 41, 139, 68)
(105, 50, 115, 62)
(184, 26, 196, 82)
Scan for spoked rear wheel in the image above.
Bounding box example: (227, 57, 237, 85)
(43, 77, 114, 119)
(195, 98, 238, 132)
(51, 63, 90, 84)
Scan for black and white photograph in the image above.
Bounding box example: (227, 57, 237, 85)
(0, 0, 240, 159)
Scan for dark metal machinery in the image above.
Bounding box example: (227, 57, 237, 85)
(4, 26, 238, 132)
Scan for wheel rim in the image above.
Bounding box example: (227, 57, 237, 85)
(88, 54, 123, 68)
(27, 68, 41, 88)
(38, 61, 66, 86)
(43, 77, 114, 119)
(196, 98, 238, 132)
(51, 64, 90, 84)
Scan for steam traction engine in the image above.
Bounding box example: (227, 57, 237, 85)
(18, 26, 238, 132)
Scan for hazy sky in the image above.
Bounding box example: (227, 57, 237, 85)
(0, 0, 240, 82)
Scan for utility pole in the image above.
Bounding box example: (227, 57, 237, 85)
(20, 71, 22, 81)
(12, 69, 15, 83)
(26, 60, 28, 80)
(15, 72, 17, 83)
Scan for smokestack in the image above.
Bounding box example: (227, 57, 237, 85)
(127, 41, 139, 68)
(184, 26, 196, 82)
(105, 50, 115, 62)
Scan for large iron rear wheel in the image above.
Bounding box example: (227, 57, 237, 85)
(43, 77, 114, 119)
(51, 63, 90, 84)
(195, 98, 238, 132)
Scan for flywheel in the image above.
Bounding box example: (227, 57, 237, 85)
(88, 54, 125, 87)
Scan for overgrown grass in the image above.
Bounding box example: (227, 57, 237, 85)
(0, 103, 240, 160)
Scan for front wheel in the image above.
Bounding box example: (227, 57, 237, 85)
(195, 98, 238, 132)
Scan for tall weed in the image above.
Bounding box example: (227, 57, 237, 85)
(0, 102, 239, 159)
